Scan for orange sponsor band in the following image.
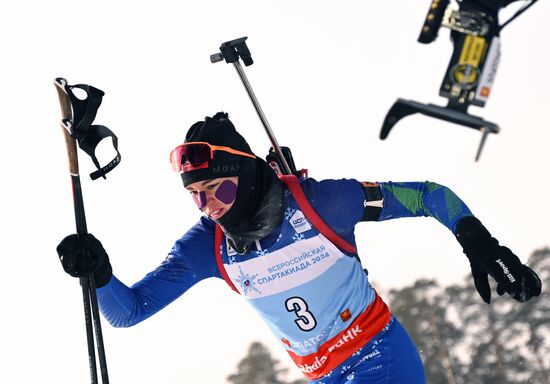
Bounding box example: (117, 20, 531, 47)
(286, 294, 391, 380)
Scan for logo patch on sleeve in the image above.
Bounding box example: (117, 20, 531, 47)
(290, 210, 312, 234)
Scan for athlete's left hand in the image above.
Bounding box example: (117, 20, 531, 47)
(456, 216, 542, 304)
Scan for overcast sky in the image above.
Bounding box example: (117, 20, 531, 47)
(1, 1, 548, 383)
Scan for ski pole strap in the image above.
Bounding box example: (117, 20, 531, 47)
(76, 124, 121, 180)
(64, 83, 121, 180)
(279, 175, 357, 255)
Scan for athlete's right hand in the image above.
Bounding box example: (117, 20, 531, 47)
(56, 234, 112, 288)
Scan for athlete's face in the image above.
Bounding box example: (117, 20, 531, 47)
(185, 177, 238, 219)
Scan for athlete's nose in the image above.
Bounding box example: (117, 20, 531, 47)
(191, 191, 208, 210)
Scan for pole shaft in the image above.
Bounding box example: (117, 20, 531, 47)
(88, 278, 110, 383)
(81, 276, 98, 384)
(55, 78, 110, 384)
(71, 125, 110, 384)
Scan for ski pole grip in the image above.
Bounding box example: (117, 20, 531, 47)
(54, 78, 80, 176)
(61, 121, 80, 176)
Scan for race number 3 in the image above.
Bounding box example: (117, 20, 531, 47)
(285, 297, 317, 331)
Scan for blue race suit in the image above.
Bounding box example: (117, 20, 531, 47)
(97, 179, 472, 383)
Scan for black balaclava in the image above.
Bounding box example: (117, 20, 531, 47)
(181, 112, 284, 254)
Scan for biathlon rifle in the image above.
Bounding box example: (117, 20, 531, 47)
(210, 37, 306, 178)
(380, 0, 539, 160)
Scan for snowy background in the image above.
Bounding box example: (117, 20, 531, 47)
(1, 1, 548, 383)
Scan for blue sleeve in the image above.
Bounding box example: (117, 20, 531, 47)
(378, 181, 473, 233)
(97, 216, 222, 327)
(299, 178, 365, 245)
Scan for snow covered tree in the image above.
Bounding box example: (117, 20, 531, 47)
(502, 248, 550, 384)
(388, 246, 549, 384)
(389, 279, 464, 384)
(444, 247, 549, 384)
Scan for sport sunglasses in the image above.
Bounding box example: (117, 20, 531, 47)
(170, 141, 256, 173)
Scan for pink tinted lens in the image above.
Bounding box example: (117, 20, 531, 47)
(170, 146, 184, 172)
(191, 191, 207, 209)
(171, 144, 212, 172)
(214, 180, 237, 205)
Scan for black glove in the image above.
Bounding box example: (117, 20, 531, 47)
(455, 216, 541, 304)
(56, 234, 112, 288)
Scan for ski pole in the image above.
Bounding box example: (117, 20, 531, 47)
(210, 37, 293, 176)
(54, 78, 110, 384)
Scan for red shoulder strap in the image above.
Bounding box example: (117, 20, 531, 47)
(215, 175, 357, 293)
(214, 224, 239, 293)
(279, 175, 357, 254)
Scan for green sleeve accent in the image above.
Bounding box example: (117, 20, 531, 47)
(379, 181, 473, 232)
